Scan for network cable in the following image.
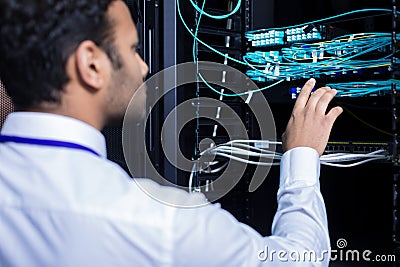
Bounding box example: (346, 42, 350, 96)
(245, 32, 396, 82)
(178, 1, 394, 67)
(178, 1, 398, 98)
(199, 140, 389, 167)
(188, 139, 390, 191)
(177, 0, 245, 66)
(246, 8, 394, 35)
(325, 80, 399, 97)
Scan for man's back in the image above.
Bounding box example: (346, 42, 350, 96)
(0, 112, 333, 267)
(2, 112, 286, 267)
(0, 112, 206, 266)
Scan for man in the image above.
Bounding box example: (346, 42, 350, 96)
(0, 0, 343, 266)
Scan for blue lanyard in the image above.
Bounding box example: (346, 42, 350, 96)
(0, 135, 101, 157)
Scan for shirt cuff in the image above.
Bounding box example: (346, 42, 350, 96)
(279, 147, 320, 188)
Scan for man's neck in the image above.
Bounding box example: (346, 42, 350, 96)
(24, 104, 105, 131)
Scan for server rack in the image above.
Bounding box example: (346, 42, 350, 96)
(244, 1, 399, 260)
(112, 1, 400, 263)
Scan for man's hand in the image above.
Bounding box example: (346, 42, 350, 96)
(282, 78, 343, 156)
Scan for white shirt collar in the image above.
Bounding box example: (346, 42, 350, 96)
(1, 112, 107, 158)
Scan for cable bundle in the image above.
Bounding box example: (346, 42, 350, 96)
(198, 139, 389, 169)
(326, 79, 400, 97)
(188, 139, 389, 191)
(177, 1, 398, 97)
(245, 33, 395, 84)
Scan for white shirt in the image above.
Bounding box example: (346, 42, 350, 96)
(0, 112, 330, 266)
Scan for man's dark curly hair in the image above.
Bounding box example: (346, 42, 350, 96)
(0, 0, 124, 108)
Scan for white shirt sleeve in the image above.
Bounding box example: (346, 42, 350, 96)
(171, 147, 330, 267)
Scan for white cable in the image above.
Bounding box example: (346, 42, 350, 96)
(216, 145, 281, 156)
(322, 149, 385, 158)
(221, 143, 282, 155)
(215, 148, 281, 159)
(193, 140, 389, 177)
(188, 163, 196, 192)
(201, 162, 229, 173)
(215, 146, 385, 164)
(321, 150, 386, 162)
(322, 155, 386, 162)
(215, 152, 281, 166)
(321, 156, 388, 167)
(227, 139, 283, 145)
(199, 141, 282, 157)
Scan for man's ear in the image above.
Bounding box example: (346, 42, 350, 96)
(75, 40, 109, 90)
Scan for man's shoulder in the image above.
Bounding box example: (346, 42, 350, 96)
(132, 178, 209, 208)
(92, 159, 209, 210)
(97, 159, 209, 208)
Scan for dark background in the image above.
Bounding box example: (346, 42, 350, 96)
(82, 1, 400, 266)
(250, 1, 396, 266)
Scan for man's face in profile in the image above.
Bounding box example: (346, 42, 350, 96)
(104, 0, 148, 126)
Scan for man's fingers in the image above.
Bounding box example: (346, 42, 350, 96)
(293, 78, 316, 111)
(305, 87, 331, 111)
(315, 88, 337, 115)
(326, 106, 343, 125)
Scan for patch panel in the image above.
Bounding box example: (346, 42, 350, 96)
(246, 25, 324, 47)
